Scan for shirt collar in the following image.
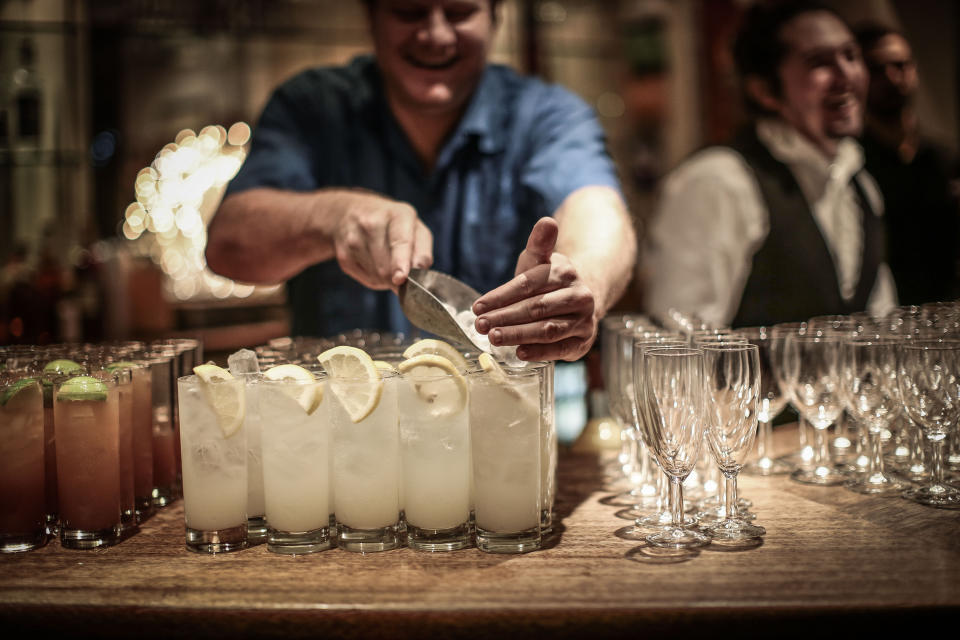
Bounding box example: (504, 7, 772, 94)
(444, 65, 508, 156)
(756, 118, 864, 187)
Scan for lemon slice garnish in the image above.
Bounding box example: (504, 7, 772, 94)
(397, 354, 468, 418)
(263, 363, 322, 415)
(478, 353, 509, 383)
(478, 352, 529, 401)
(402, 339, 470, 373)
(373, 360, 398, 373)
(193, 363, 245, 438)
(316, 346, 382, 423)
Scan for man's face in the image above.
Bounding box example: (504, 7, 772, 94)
(772, 11, 868, 155)
(864, 33, 917, 116)
(369, 0, 495, 117)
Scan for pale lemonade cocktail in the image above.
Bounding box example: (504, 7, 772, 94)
(259, 365, 331, 554)
(178, 366, 247, 553)
(243, 377, 266, 541)
(54, 375, 121, 548)
(397, 346, 472, 551)
(0, 377, 46, 552)
(470, 355, 541, 553)
(320, 346, 400, 552)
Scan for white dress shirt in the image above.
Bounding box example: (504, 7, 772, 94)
(642, 119, 898, 328)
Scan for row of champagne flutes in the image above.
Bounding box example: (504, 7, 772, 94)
(601, 300, 960, 548)
(768, 309, 960, 508)
(601, 316, 767, 549)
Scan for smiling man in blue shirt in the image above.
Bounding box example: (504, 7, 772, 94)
(206, 0, 636, 361)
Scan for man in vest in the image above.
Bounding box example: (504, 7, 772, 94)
(642, 0, 897, 329)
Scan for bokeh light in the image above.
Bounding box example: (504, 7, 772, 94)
(121, 121, 283, 303)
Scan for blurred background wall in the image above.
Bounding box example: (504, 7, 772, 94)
(1, 0, 958, 348)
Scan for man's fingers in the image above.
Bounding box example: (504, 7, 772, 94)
(473, 257, 582, 316)
(517, 337, 591, 363)
(476, 285, 593, 335)
(387, 211, 416, 287)
(485, 314, 592, 348)
(473, 263, 556, 316)
(411, 220, 434, 270)
(515, 217, 559, 276)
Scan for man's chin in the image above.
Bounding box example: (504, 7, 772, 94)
(401, 84, 462, 112)
(826, 116, 864, 140)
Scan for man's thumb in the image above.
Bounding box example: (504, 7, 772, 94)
(516, 217, 558, 275)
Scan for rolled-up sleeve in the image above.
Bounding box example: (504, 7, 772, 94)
(519, 85, 622, 215)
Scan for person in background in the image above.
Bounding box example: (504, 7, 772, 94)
(641, 0, 897, 329)
(855, 22, 960, 305)
(205, 0, 636, 362)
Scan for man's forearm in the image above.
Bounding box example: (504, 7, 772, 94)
(205, 188, 337, 284)
(554, 185, 638, 318)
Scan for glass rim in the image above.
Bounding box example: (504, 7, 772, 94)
(258, 374, 327, 385)
(178, 373, 245, 384)
(642, 346, 701, 358)
(698, 341, 758, 351)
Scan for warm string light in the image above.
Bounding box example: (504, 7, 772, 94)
(122, 122, 278, 301)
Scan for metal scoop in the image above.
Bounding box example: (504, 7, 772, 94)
(397, 268, 484, 351)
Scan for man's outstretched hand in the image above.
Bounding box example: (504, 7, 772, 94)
(472, 217, 597, 362)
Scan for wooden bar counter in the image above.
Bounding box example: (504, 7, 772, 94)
(2, 424, 959, 638)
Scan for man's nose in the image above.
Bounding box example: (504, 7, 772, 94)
(835, 55, 864, 89)
(420, 8, 456, 47)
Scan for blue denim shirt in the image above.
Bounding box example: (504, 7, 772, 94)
(226, 55, 621, 337)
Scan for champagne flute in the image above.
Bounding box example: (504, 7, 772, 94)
(787, 333, 847, 485)
(600, 314, 657, 483)
(840, 336, 907, 495)
(897, 339, 960, 508)
(633, 346, 710, 549)
(808, 316, 857, 463)
(700, 343, 766, 540)
(614, 331, 686, 514)
(739, 326, 791, 476)
(771, 322, 813, 469)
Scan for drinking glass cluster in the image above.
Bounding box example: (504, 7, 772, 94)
(0, 339, 201, 552)
(181, 331, 557, 556)
(600, 314, 767, 551)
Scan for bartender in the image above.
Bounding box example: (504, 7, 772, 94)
(205, 0, 636, 362)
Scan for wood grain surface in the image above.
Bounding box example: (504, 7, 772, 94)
(2, 424, 958, 639)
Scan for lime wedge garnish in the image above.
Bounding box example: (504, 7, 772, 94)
(43, 359, 84, 375)
(57, 376, 109, 402)
(1, 378, 39, 406)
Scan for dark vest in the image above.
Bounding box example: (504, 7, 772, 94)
(729, 129, 886, 328)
